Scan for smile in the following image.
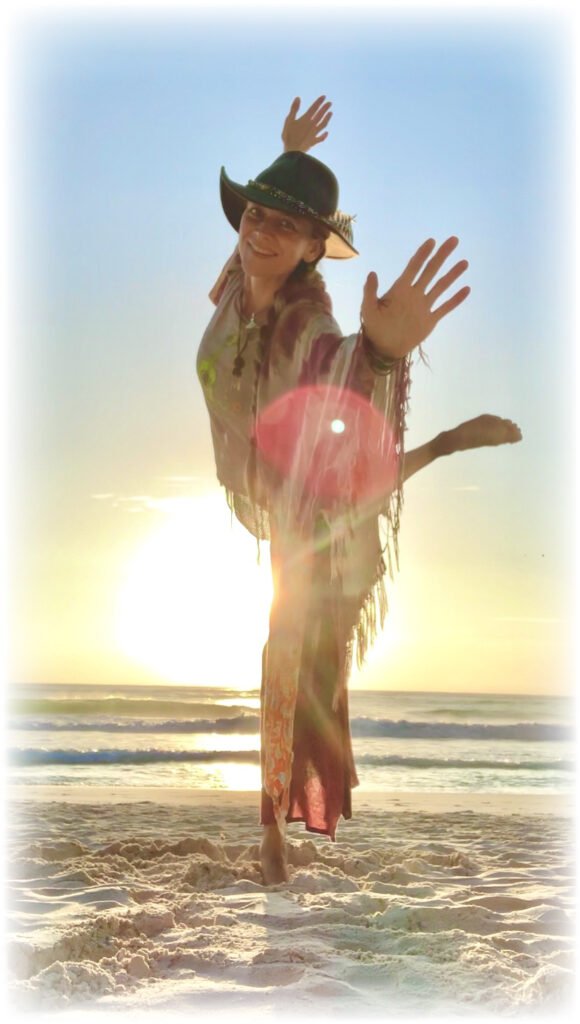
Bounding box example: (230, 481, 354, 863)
(248, 240, 277, 257)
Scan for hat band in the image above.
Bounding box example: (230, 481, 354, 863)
(247, 179, 336, 226)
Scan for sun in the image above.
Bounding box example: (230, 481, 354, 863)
(115, 492, 273, 688)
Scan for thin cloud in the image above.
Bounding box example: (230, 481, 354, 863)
(91, 493, 155, 510)
(91, 493, 199, 514)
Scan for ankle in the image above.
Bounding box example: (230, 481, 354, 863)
(433, 430, 454, 458)
(261, 824, 285, 852)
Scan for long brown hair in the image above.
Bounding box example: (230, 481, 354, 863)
(289, 220, 330, 282)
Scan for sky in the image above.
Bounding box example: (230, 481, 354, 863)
(4, 0, 576, 695)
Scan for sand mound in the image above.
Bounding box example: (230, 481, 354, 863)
(7, 798, 575, 1019)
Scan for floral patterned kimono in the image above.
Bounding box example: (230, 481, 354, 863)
(198, 251, 409, 840)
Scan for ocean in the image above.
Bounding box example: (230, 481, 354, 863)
(8, 683, 574, 797)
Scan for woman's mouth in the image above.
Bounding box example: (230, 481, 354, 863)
(248, 240, 276, 258)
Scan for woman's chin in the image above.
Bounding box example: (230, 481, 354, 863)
(239, 244, 293, 280)
(240, 257, 286, 281)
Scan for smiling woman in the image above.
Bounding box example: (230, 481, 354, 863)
(239, 203, 326, 285)
(115, 493, 273, 689)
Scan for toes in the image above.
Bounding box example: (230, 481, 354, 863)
(506, 420, 522, 442)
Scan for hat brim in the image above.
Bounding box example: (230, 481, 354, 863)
(220, 166, 358, 260)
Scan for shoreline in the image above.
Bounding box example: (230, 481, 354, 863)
(7, 784, 575, 817)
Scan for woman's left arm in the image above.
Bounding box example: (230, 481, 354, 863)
(361, 236, 470, 360)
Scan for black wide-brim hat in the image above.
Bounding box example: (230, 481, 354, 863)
(220, 151, 358, 259)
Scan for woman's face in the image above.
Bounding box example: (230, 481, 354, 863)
(238, 203, 324, 280)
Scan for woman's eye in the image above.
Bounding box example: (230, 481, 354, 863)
(280, 219, 297, 231)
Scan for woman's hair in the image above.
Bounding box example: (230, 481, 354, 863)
(289, 219, 330, 282)
(274, 234, 333, 322)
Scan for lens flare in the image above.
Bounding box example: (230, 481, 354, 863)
(255, 384, 398, 503)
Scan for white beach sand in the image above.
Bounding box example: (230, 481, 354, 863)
(6, 787, 576, 1022)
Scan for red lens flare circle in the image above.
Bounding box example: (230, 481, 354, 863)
(254, 385, 398, 504)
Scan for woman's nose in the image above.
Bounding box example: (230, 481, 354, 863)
(254, 218, 276, 237)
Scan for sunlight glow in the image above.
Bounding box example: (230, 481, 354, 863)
(115, 493, 273, 688)
(210, 763, 261, 791)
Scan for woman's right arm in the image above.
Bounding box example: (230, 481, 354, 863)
(281, 96, 333, 152)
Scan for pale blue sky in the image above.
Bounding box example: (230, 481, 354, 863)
(10, 7, 575, 692)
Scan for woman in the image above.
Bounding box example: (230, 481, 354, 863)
(198, 98, 520, 884)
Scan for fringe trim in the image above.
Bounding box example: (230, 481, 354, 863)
(378, 352, 411, 573)
(224, 486, 270, 563)
(344, 352, 412, 678)
(344, 564, 389, 679)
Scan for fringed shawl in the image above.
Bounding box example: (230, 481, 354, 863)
(198, 250, 410, 832)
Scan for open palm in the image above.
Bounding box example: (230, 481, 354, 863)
(282, 96, 333, 153)
(361, 237, 470, 360)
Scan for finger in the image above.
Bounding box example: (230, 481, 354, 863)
(315, 110, 332, 131)
(400, 239, 436, 284)
(361, 272, 379, 316)
(414, 236, 459, 290)
(283, 98, 300, 130)
(313, 102, 332, 125)
(304, 95, 327, 117)
(432, 285, 471, 323)
(426, 259, 469, 306)
(311, 131, 329, 146)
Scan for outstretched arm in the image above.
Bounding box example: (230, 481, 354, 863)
(282, 95, 333, 152)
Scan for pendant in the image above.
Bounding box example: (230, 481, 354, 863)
(232, 354, 244, 389)
(245, 313, 257, 330)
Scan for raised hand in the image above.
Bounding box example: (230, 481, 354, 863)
(361, 237, 470, 360)
(282, 96, 333, 153)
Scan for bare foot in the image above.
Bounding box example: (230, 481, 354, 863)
(438, 415, 522, 456)
(260, 825, 289, 885)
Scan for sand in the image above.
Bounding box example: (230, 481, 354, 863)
(6, 787, 576, 1022)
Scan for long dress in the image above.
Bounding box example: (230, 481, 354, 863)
(197, 251, 409, 840)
